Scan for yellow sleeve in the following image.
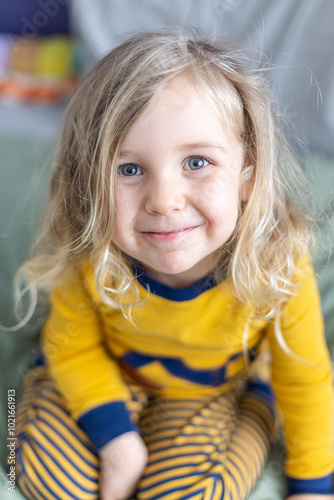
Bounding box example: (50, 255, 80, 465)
(41, 268, 131, 420)
(267, 257, 334, 481)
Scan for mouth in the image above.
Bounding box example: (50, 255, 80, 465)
(140, 226, 199, 242)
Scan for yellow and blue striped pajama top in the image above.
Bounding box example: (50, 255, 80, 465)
(39, 256, 334, 496)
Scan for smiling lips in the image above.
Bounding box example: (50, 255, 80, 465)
(140, 226, 199, 242)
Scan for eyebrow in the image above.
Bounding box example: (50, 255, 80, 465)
(118, 142, 227, 158)
(180, 142, 227, 153)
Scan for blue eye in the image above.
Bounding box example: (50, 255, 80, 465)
(119, 164, 143, 176)
(185, 157, 209, 170)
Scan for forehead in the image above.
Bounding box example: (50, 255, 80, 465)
(121, 74, 243, 152)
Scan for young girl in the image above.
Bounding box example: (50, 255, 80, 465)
(12, 32, 333, 500)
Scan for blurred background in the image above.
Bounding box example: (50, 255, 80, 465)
(0, 1, 333, 498)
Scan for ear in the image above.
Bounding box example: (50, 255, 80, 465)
(240, 165, 254, 202)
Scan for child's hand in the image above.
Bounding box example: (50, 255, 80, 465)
(99, 431, 148, 500)
(286, 495, 334, 500)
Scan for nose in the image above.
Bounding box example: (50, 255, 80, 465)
(144, 176, 186, 215)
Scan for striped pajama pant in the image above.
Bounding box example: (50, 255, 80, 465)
(13, 365, 276, 500)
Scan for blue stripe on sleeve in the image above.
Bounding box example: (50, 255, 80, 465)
(287, 473, 334, 495)
(77, 401, 138, 451)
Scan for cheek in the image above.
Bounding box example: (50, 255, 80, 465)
(195, 173, 240, 222)
(115, 188, 135, 224)
(112, 192, 133, 242)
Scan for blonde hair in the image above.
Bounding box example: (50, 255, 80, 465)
(13, 31, 314, 327)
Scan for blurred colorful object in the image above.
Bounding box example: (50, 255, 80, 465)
(0, 35, 78, 104)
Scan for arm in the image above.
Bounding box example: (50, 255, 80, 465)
(42, 266, 136, 448)
(42, 266, 148, 498)
(267, 257, 334, 497)
(42, 266, 147, 500)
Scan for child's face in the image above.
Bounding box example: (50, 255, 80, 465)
(113, 75, 245, 287)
